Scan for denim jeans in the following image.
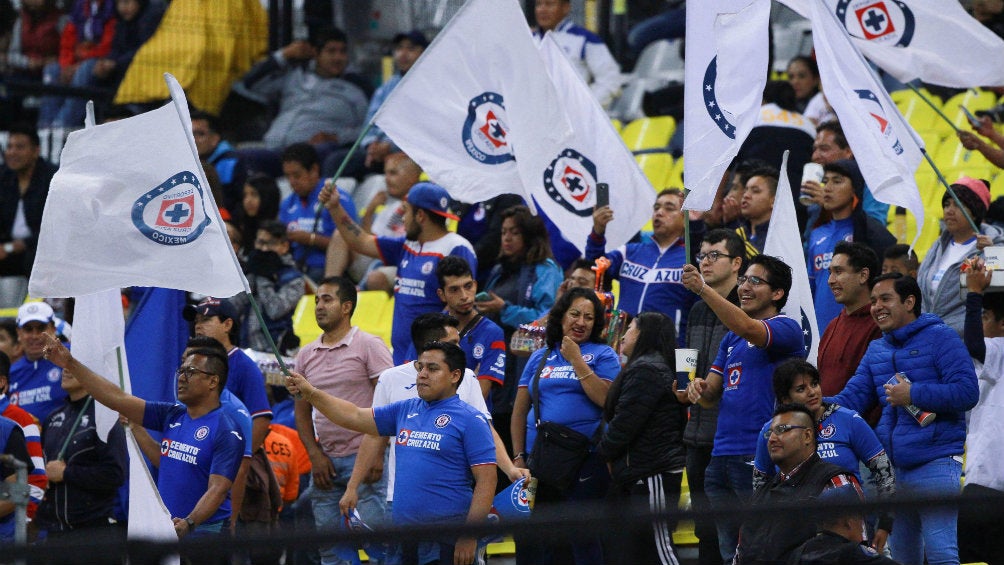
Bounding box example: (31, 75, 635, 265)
(888, 456, 962, 565)
(704, 454, 755, 564)
(38, 58, 99, 129)
(309, 453, 388, 565)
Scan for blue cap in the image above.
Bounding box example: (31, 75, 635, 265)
(406, 182, 458, 220)
(183, 297, 238, 322)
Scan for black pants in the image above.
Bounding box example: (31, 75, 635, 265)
(606, 471, 683, 565)
(958, 483, 1004, 565)
(686, 444, 721, 565)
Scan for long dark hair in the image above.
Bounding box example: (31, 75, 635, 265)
(544, 287, 605, 348)
(499, 205, 553, 264)
(236, 173, 281, 251)
(624, 312, 677, 367)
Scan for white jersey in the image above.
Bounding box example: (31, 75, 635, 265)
(373, 362, 490, 501)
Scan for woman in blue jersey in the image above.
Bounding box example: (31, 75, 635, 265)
(510, 287, 620, 565)
(753, 359, 895, 551)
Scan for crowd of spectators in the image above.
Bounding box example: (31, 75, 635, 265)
(1, 1, 1004, 564)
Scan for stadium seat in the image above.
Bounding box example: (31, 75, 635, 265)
(934, 139, 995, 171)
(635, 152, 673, 189)
(942, 89, 999, 133)
(621, 116, 677, 153)
(610, 119, 623, 133)
(632, 39, 684, 81)
(353, 291, 394, 348)
(610, 77, 668, 123)
(667, 157, 685, 189)
(292, 295, 322, 346)
(893, 89, 943, 134)
(991, 173, 1004, 200)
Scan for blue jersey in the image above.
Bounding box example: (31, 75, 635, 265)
(226, 349, 273, 421)
(220, 390, 253, 457)
(143, 402, 245, 523)
(279, 182, 357, 272)
(518, 342, 621, 447)
(458, 315, 506, 387)
(754, 405, 885, 480)
(9, 356, 66, 421)
(710, 316, 806, 456)
(377, 233, 477, 363)
(0, 417, 27, 541)
(584, 233, 695, 345)
(807, 218, 854, 331)
(373, 395, 495, 527)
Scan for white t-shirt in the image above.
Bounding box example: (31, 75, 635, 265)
(968, 338, 1004, 492)
(931, 238, 975, 294)
(372, 362, 490, 501)
(803, 92, 836, 125)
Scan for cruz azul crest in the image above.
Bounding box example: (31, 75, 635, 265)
(132, 171, 212, 246)
(543, 148, 598, 217)
(835, 0, 915, 46)
(462, 92, 515, 165)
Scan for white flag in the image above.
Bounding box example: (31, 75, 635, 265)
(782, 0, 1004, 87)
(30, 74, 246, 299)
(527, 35, 655, 252)
(373, 0, 571, 204)
(682, 0, 770, 211)
(126, 428, 181, 558)
(809, 1, 925, 238)
(72, 289, 131, 440)
(764, 151, 819, 364)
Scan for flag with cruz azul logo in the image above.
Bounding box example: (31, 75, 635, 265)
(29, 74, 247, 299)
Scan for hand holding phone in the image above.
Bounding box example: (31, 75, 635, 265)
(595, 182, 609, 210)
(962, 106, 982, 129)
(475, 291, 491, 302)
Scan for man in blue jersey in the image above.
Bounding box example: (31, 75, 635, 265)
(287, 341, 496, 565)
(322, 181, 477, 363)
(586, 188, 697, 345)
(40, 334, 245, 540)
(8, 302, 65, 420)
(0, 414, 31, 542)
(436, 256, 505, 401)
(682, 254, 807, 563)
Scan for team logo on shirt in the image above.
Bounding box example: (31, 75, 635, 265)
(421, 261, 434, 275)
(132, 171, 213, 246)
(47, 368, 61, 383)
(540, 366, 553, 379)
(582, 353, 594, 363)
(194, 425, 210, 441)
(435, 414, 452, 428)
(703, 57, 737, 139)
(473, 344, 485, 359)
(835, 0, 915, 46)
(462, 92, 514, 165)
(161, 438, 171, 455)
(727, 366, 742, 387)
(820, 423, 836, 439)
(396, 429, 411, 445)
(543, 149, 598, 218)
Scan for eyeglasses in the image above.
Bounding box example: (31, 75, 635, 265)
(696, 251, 735, 263)
(763, 424, 810, 439)
(737, 275, 770, 287)
(176, 366, 216, 380)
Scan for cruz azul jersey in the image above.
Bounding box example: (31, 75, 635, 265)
(377, 233, 477, 363)
(144, 402, 245, 523)
(710, 315, 806, 456)
(458, 315, 506, 386)
(373, 395, 494, 526)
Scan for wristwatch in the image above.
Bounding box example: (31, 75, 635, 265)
(2, 243, 12, 254)
(185, 517, 196, 530)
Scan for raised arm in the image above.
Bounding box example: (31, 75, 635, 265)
(681, 264, 769, 346)
(320, 181, 381, 258)
(286, 372, 378, 436)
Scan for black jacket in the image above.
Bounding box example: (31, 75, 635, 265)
(37, 396, 127, 531)
(599, 352, 687, 486)
(683, 286, 739, 447)
(788, 531, 900, 565)
(0, 157, 56, 277)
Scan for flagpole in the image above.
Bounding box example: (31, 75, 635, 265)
(163, 74, 293, 375)
(683, 188, 692, 263)
(904, 83, 960, 131)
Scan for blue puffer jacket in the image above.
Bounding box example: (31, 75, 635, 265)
(831, 313, 978, 470)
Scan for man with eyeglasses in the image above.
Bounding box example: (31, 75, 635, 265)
(38, 333, 246, 540)
(586, 188, 698, 345)
(230, 219, 305, 355)
(683, 228, 745, 565)
(734, 403, 861, 565)
(682, 254, 807, 564)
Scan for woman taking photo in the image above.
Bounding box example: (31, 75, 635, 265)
(511, 287, 620, 565)
(599, 312, 688, 565)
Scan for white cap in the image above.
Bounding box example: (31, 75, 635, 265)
(16, 302, 54, 327)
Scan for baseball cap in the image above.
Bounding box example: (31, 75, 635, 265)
(392, 30, 429, 49)
(183, 297, 238, 322)
(406, 182, 459, 221)
(17, 302, 54, 328)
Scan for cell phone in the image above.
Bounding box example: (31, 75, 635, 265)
(961, 106, 982, 129)
(475, 291, 491, 302)
(595, 182, 609, 209)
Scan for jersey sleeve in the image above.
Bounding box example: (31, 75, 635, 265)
(763, 316, 806, 356)
(847, 411, 886, 463)
(478, 326, 507, 385)
(142, 401, 178, 432)
(376, 236, 406, 267)
(463, 412, 496, 467)
(518, 348, 548, 389)
(210, 413, 247, 481)
(373, 400, 405, 437)
(238, 360, 273, 420)
(709, 335, 730, 377)
(753, 420, 774, 475)
(591, 346, 622, 382)
(450, 244, 478, 280)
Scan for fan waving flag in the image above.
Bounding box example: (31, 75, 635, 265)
(764, 151, 819, 365)
(29, 74, 246, 298)
(809, 0, 925, 239)
(531, 34, 655, 253)
(682, 0, 770, 211)
(373, 0, 571, 204)
(782, 0, 1004, 87)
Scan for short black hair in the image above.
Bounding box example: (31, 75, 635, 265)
(883, 244, 919, 267)
(317, 276, 357, 316)
(190, 110, 221, 134)
(7, 123, 40, 147)
(545, 287, 605, 347)
(816, 120, 848, 150)
(410, 313, 459, 353)
(0, 350, 9, 380)
(983, 292, 1004, 324)
(281, 142, 319, 171)
(762, 80, 798, 112)
(772, 359, 819, 404)
(832, 241, 878, 286)
(703, 228, 747, 264)
(183, 337, 229, 390)
(436, 256, 473, 288)
(311, 26, 348, 51)
(258, 219, 288, 241)
(773, 402, 817, 445)
(748, 255, 792, 310)
(419, 341, 467, 376)
(567, 259, 611, 291)
(870, 272, 922, 317)
(0, 319, 16, 347)
(730, 158, 774, 190)
(747, 166, 780, 195)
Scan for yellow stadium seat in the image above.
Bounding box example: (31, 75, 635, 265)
(610, 119, 623, 133)
(895, 91, 943, 133)
(991, 173, 1004, 200)
(667, 157, 685, 189)
(934, 138, 995, 171)
(292, 295, 322, 346)
(353, 291, 394, 349)
(635, 152, 673, 189)
(942, 89, 999, 133)
(917, 130, 943, 157)
(621, 116, 677, 153)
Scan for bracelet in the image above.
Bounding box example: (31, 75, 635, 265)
(697, 283, 706, 297)
(513, 453, 527, 461)
(309, 233, 317, 245)
(2, 243, 12, 254)
(576, 371, 595, 381)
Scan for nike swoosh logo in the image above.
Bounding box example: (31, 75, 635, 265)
(406, 413, 419, 419)
(169, 423, 181, 428)
(231, 431, 243, 440)
(579, 476, 591, 483)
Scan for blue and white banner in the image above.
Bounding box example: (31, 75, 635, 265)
(783, 0, 1004, 87)
(29, 74, 246, 298)
(682, 0, 771, 211)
